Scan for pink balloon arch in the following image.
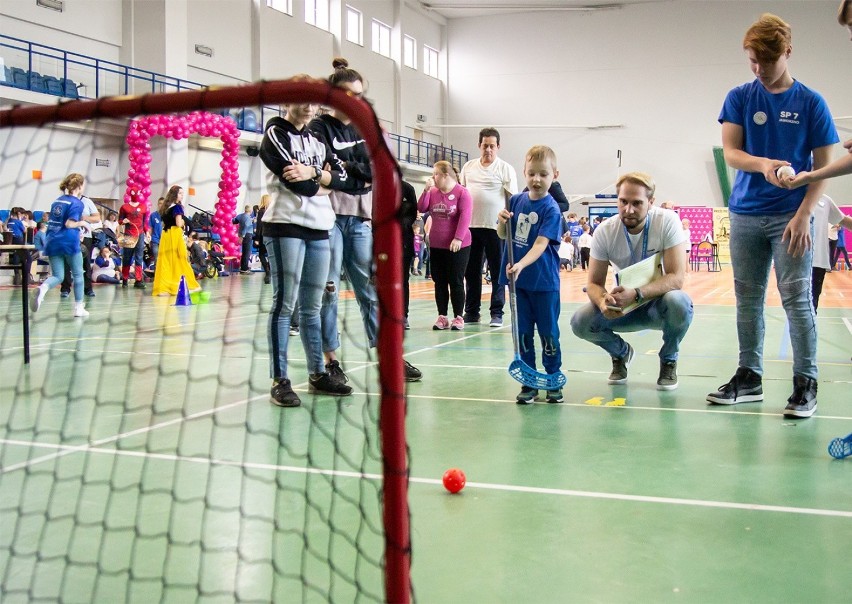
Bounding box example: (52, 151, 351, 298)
(123, 111, 242, 257)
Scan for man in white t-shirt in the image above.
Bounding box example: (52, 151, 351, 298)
(812, 194, 852, 311)
(570, 171, 693, 390)
(459, 127, 518, 327)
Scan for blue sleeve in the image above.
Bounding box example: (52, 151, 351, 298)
(718, 85, 744, 126)
(67, 199, 84, 222)
(538, 202, 563, 244)
(807, 92, 840, 150)
(173, 205, 185, 217)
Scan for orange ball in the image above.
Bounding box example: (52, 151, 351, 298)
(442, 468, 466, 493)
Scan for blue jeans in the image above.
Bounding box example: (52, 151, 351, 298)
(570, 290, 693, 362)
(729, 211, 817, 379)
(321, 216, 378, 352)
(265, 236, 330, 380)
(45, 253, 84, 301)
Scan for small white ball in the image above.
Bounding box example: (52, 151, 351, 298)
(776, 165, 796, 179)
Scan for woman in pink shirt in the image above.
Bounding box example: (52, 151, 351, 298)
(418, 161, 473, 330)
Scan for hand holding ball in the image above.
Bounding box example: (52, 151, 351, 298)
(776, 165, 796, 180)
(442, 468, 466, 494)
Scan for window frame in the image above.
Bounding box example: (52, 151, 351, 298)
(403, 34, 417, 69)
(423, 44, 439, 78)
(266, 0, 293, 15)
(345, 5, 363, 46)
(371, 19, 392, 58)
(305, 0, 330, 31)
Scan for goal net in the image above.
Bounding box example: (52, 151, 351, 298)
(0, 80, 410, 603)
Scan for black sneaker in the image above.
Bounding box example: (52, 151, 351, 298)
(270, 379, 301, 407)
(657, 360, 678, 391)
(309, 372, 353, 396)
(706, 367, 763, 405)
(607, 344, 634, 385)
(463, 314, 480, 324)
(516, 386, 538, 405)
(134, 281, 145, 290)
(783, 375, 817, 419)
(122, 280, 128, 288)
(404, 360, 422, 382)
(325, 360, 349, 384)
(85, 290, 96, 297)
(545, 388, 563, 403)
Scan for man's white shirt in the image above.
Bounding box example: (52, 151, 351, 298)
(590, 206, 686, 273)
(459, 157, 518, 229)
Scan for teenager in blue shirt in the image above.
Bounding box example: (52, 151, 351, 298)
(30, 173, 91, 318)
(709, 13, 839, 419)
(497, 145, 565, 404)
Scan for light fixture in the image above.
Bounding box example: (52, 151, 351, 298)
(194, 44, 213, 58)
(421, 2, 621, 11)
(36, 0, 64, 12)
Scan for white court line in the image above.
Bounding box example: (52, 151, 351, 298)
(2, 439, 851, 520)
(844, 318, 852, 336)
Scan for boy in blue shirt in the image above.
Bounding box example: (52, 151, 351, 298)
(710, 13, 838, 418)
(497, 145, 565, 404)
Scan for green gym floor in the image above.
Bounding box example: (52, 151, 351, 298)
(1, 267, 851, 603)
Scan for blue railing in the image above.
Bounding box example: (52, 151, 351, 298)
(0, 34, 467, 168)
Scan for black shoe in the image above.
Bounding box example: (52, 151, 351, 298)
(309, 372, 353, 396)
(545, 388, 563, 403)
(607, 344, 634, 385)
(325, 360, 349, 384)
(404, 317, 410, 330)
(516, 386, 538, 405)
(783, 375, 817, 419)
(463, 314, 480, 324)
(270, 379, 301, 407)
(264, 275, 271, 284)
(60, 290, 70, 298)
(134, 281, 145, 290)
(85, 290, 96, 297)
(657, 360, 678, 391)
(240, 269, 252, 275)
(707, 367, 763, 405)
(122, 280, 128, 288)
(404, 360, 422, 382)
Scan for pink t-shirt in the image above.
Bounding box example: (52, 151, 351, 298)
(417, 184, 472, 250)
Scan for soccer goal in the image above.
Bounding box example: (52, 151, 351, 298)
(0, 80, 410, 603)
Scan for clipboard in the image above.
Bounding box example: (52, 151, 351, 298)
(614, 251, 664, 314)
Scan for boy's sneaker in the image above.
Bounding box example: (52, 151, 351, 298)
(706, 367, 763, 405)
(450, 316, 465, 331)
(404, 317, 410, 330)
(463, 314, 480, 324)
(122, 280, 128, 288)
(289, 325, 300, 336)
(270, 379, 301, 407)
(309, 372, 353, 396)
(134, 281, 146, 290)
(73, 303, 89, 318)
(607, 344, 634, 385)
(404, 360, 422, 382)
(85, 290, 96, 297)
(30, 284, 47, 313)
(783, 375, 817, 419)
(60, 290, 70, 298)
(432, 315, 449, 330)
(545, 388, 564, 403)
(325, 360, 349, 384)
(657, 361, 678, 391)
(516, 387, 538, 405)
(489, 316, 503, 327)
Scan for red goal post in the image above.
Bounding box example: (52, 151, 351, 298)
(0, 78, 411, 604)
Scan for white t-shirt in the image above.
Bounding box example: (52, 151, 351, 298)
(578, 232, 593, 249)
(813, 195, 844, 270)
(590, 206, 686, 272)
(558, 240, 574, 260)
(459, 156, 518, 229)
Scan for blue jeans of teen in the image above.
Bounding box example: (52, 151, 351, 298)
(729, 210, 817, 380)
(265, 236, 330, 380)
(570, 290, 693, 362)
(321, 216, 378, 352)
(45, 253, 84, 302)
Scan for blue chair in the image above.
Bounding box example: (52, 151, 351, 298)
(29, 71, 46, 94)
(43, 75, 63, 96)
(240, 109, 258, 132)
(61, 78, 79, 99)
(2, 66, 12, 87)
(10, 67, 28, 89)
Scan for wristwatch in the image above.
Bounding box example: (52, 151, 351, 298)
(312, 166, 322, 182)
(634, 287, 644, 303)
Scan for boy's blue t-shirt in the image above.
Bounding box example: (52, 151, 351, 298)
(718, 79, 839, 215)
(44, 195, 84, 256)
(149, 211, 163, 243)
(499, 192, 563, 292)
(8, 218, 25, 239)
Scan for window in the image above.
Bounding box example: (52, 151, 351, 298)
(424, 45, 439, 78)
(266, 0, 292, 15)
(371, 19, 392, 58)
(346, 6, 363, 45)
(403, 35, 417, 69)
(305, 0, 329, 31)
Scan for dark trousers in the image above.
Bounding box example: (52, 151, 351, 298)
(430, 246, 471, 317)
(240, 234, 253, 271)
(62, 238, 93, 294)
(828, 239, 838, 269)
(464, 228, 506, 320)
(258, 242, 270, 276)
(833, 244, 850, 269)
(580, 247, 591, 270)
(812, 267, 826, 313)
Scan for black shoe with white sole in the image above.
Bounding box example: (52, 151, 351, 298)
(607, 344, 634, 385)
(783, 374, 817, 419)
(707, 367, 763, 405)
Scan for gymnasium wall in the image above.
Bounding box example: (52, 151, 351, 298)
(445, 0, 852, 207)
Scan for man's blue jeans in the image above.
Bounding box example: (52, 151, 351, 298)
(729, 210, 817, 380)
(321, 216, 378, 352)
(265, 236, 330, 380)
(570, 290, 693, 362)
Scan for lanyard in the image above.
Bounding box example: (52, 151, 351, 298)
(623, 216, 649, 265)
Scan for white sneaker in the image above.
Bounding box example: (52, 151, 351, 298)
(73, 302, 89, 318)
(30, 284, 47, 313)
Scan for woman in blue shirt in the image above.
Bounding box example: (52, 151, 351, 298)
(30, 173, 90, 318)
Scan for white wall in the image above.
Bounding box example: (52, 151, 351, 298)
(445, 0, 852, 207)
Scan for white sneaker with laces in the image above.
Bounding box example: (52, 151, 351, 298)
(30, 284, 47, 313)
(73, 302, 89, 318)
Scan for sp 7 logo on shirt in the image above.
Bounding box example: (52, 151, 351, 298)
(514, 211, 538, 245)
(779, 111, 800, 124)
